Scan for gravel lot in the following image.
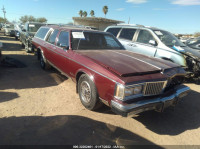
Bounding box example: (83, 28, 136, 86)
(0, 32, 200, 147)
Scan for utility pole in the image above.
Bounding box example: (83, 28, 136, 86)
(2, 6, 6, 24)
(128, 17, 130, 24)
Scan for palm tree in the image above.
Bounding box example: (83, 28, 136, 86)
(79, 10, 83, 17)
(83, 11, 87, 17)
(90, 10, 95, 17)
(103, 6, 108, 18)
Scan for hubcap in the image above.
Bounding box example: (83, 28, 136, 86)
(80, 81, 91, 103)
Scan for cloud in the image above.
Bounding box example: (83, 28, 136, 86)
(116, 8, 125, 11)
(171, 0, 200, 5)
(126, 0, 147, 4)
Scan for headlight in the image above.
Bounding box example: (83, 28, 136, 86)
(115, 84, 144, 101)
(125, 85, 143, 97)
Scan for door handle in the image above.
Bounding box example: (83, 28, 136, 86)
(128, 44, 137, 47)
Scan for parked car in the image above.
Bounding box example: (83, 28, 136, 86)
(105, 25, 200, 83)
(20, 22, 46, 53)
(186, 38, 200, 51)
(31, 25, 190, 117)
(0, 42, 3, 62)
(4, 24, 15, 36)
(0, 23, 3, 30)
(14, 24, 23, 40)
(180, 37, 188, 44)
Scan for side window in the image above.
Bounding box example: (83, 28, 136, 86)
(47, 29, 59, 44)
(24, 23, 28, 31)
(137, 30, 155, 44)
(106, 28, 121, 37)
(35, 28, 50, 39)
(104, 35, 122, 48)
(57, 31, 69, 48)
(119, 28, 136, 41)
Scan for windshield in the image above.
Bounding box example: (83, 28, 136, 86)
(6, 25, 14, 29)
(72, 31, 124, 50)
(28, 24, 44, 32)
(153, 30, 185, 47)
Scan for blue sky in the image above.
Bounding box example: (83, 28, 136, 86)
(0, 0, 200, 34)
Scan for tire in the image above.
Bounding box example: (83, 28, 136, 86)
(78, 74, 102, 111)
(25, 41, 32, 53)
(39, 51, 51, 70)
(21, 41, 25, 48)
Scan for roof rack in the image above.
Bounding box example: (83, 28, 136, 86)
(117, 24, 145, 27)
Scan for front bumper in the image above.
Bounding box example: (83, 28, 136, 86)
(111, 85, 190, 117)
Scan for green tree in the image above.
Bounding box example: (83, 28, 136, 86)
(79, 10, 83, 17)
(19, 15, 29, 23)
(103, 6, 108, 18)
(83, 11, 88, 17)
(90, 10, 95, 17)
(0, 17, 8, 23)
(37, 17, 47, 23)
(19, 15, 36, 23)
(194, 32, 200, 37)
(29, 16, 36, 22)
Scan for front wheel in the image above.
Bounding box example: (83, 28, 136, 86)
(25, 41, 32, 53)
(78, 74, 102, 111)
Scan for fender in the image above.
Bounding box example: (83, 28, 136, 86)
(155, 49, 187, 67)
(75, 68, 95, 83)
(75, 69, 95, 93)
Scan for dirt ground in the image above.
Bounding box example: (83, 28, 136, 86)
(0, 32, 200, 147)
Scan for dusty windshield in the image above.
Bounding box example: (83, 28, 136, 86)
(28, 24, 44, 32)
(6, 25, 14, 29)
(154, 30, 185, 47)
(72, 31, 124, 50)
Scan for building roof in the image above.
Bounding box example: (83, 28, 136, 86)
(73, 17, 124, 24)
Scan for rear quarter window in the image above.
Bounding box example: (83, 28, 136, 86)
(35, 27, 50, 39)
(106, 28, 121, 37)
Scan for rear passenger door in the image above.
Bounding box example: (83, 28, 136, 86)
(133, 30, 157, 57)
(45, 29, 59, 64)
(117, 28, 137, 51)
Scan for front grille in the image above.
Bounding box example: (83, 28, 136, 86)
(143, 81, 166, 96)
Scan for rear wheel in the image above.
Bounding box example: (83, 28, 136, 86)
(39, 51, 51, 70)
(78, 74, 102, 111)
(21, 41, 25, 48)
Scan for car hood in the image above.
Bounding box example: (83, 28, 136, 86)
(171, 46, 200, 60)
(183, 46, 200, 59)
(76, 50, 179, 77)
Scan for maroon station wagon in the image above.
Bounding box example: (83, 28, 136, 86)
(32, 25, 190, 117)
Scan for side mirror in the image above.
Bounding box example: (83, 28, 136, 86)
(60, 43, 69, 50)
(22, 29, 26, 32)
(149, 40, 157, 46)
